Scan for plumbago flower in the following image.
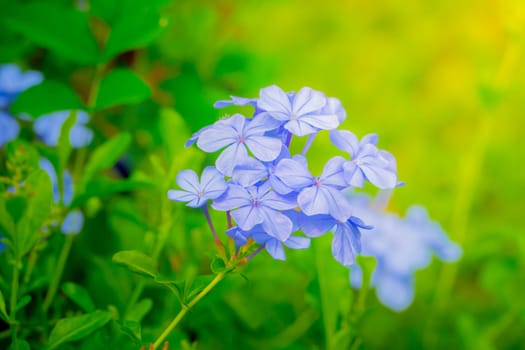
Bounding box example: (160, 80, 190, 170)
(348, 193, 461, 311)
(168, 84, 400, 267)
(0, 63, 43, 147)
(40, 158, 84, 235)
(34, 110, 93, 148)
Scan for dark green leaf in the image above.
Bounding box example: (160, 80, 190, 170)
(95, 69, 151, 109)
(126, 298, 152, 322)
(4, 3, 100, 64)
(15, 295, 31, 311)
(210, 256, 227, 274)
(81, 132, 131, 189)
(0, 197, 16, 239)
(62, 282, 96, 312)
(117, 320, 142, 347)
(0, 289, 8, 322)
(10, 81, 83, 118)
(47, 310, 112, 350)
(112, 250, 157, 279)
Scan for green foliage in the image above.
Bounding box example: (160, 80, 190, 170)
(95, 69, 151, 109)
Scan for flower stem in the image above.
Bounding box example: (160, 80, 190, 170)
(9, 258, 20, 348)
(284, 131, 293, 148)
(301, 133, 317, 155)
(246, 244, 265, 262)
(152, 272, 226, 349)
(226, 211, 233, 229)
(43, 234, 74, 312)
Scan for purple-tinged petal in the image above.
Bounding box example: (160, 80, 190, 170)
(215, 142, 249, 176)
(232, 157, 267, 187)
(320, 156, 347, 188)
(274, 158, 313, 190)
(231, 205, 263, 231)
(284, 236, 310, 249)
(323, 97, 346, 123)
(226, 226, 249, 246)
(245, 135, 282, 161)
(330, 130, 359, 157)
(176, 170, 200, 193)
(298, 186, 330, 217)
(375, 272, 414, 312)
(265, 239, 286, 260)
(244, 113, 282, 136)
(292, 87, 326, 116)
(258, 85, 292, 121)
(212, 184, 251, 210)
(332, 223, 360, 266)
(200, 166, 227, 199)
(167, 190, 196, 203)
(260, 207, 293, 241)
(214, 96, 257, 108)
(300, 214, 336, 238)
(360, 133, 378, 146)
(260, 190, 297, 210)
(283, 119, 319, 136)
(197, 124, 238, 152)
(298, 113, 340, 131)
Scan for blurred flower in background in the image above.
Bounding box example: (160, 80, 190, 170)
(349, 193, 462, 311)
(34, 110, 93, 148)
(0, 63, 43, 147)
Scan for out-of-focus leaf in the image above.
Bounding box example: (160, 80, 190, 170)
(0, 289, 8, 322)
(117, 320, 142, 347)
(72, 178, 155, 208)
(47, 310, 113, 350)
(10, 81, 83, 118)
(81, 132, 131, 188)
(103, 9, 166, 60)
(8, 339, 30, 350)
(0, 197, 16, 239)
(210, 256, 227, 274)
(16, 169, 53, 257)
(112, 250, 157, 279)
(4, 3, 100, 64)
(57, 111, 78, 174)
(62, 282, 96, 313)
(126, 298, 152, 322)
(95, 69, 151, 110)
(15, 295, 31, 311)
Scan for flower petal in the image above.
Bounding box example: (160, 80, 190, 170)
(232, 205, 263, 231)
(260, 207, 293, 241)
(292, 87, 326, 116)
(284, 236, 310, 249)
(265, 239, 286, 260)
(215, 143, 249, 176)
(245, 135, 282, 161)
(212, 184, 251, 210)
(274, 158, 313, 190)
(176, 170, 200, 193)
(61, 210, 84, 235)
(200, 166, 227, 199)
(258, 85, 292, 120)
(330, 130, 359, 157)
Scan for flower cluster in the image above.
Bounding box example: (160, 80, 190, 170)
(168, 85, 399, 266)
(348, 193, 461, 311)
(0, 63, 93, 149)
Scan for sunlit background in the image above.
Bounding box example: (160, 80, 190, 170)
(1, 0, 524, 349)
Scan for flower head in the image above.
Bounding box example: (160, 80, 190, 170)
(0, 64, 43, 109)
(168, 166, 227, 208)
(33, 110, 93, 148)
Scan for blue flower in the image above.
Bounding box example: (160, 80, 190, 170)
(330, 130, 398, 189)
(0, 64, 43, 109)
(0, 234, 6, 253)
(274, 155, 353, 221)
(196, 113, 282, 176)
(168, 166, 227, 208)
(0, 111, 20, 147)
(213, 95, 258, 109)
(33, 110, 93, 148)
(348, 194, 461, 311)
(213, 181, 297, 241)
(257, 85, 340, 136)
(226, 225, 310, 260)
(61, 210, 84, 235)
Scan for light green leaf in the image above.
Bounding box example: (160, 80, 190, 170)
(112, 250, 157, 279)
(95, 69, 151, 109)
(125, 298, 152, 322)
(47, 310, 112, 350)
(57, 111, 78, 174)
(62, 282, 96, 313)
(10, 81, 83, 118)
(4, 3, 100, 64)
(0, 289, 8, 322)
(81, 132, 132, 189)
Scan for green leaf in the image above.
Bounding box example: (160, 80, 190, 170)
(117, 320, 142, 347)
(210, 256, 227, 273)
(103, 9, 166, 60)
(62, 282, 96, 313)
(95, 69, 151, 109)
(47, 310, 112, 350)
(0, 289, 8, 322)
(71, 178, 155, 208)
(16, 169, 53, 257)
(57, 111, 78, 174)
(153, 277, 185, 304)
(0, 197, 16, 239)
(8, 340, 30, 350)
(10, 81, 83, 118)
(4, 3, 100, 64)
(112, 250, 157, 279)
(81, 132, 132, 188)
(15, 295, 31, 311)
(125, 298, 152, 322)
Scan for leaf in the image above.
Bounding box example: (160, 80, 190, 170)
(95, 69, 151, 109)
(81, 132, 132, 188)
(0, 197, 16, 239)
(10, 81, 83, 118)
(0, 289, 8, 322)
(62, 282, 96, 312)
(117, 320, 142, 347)
(16, 169, 53, 257)
(112, 250, 157, 279)
(57, 111, 78, 174)
(71, 178, 155, 208)
(15, 295, 31, 311)
(103, 9, 166, 60)
(47, 310, 112, 350)
(4, 3, 100, 64)
(8, 339, 30, 350)
(125, 298, 152, 322)
(210, 256, 227, 273)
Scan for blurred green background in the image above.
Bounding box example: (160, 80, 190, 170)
(1, 0, 525, 349)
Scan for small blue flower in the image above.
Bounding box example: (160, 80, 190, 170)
(196, 114, 282, 176)
(0, 64, 43, 109)
(274, 155, 353, 221)
(61, 210, 84, 235)
(330, 130, 398, 189)
(257, 85, 340, 136)
(33, 110, 93, 148)
(0, 111, 20, 147)
(168, 166, 228, 208)
(213, 95, 258, 109)
(348, 194, 461, 311)
(213, 181, 297, 241)
(39, 158, 74, 205)
(0, 234, 6, 253)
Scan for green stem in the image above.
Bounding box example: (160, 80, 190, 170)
(10, 259, 20, 348)
(43, 235, 74, 312)
(152, 272, 226, 349)
(87, 64, 105, 109)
